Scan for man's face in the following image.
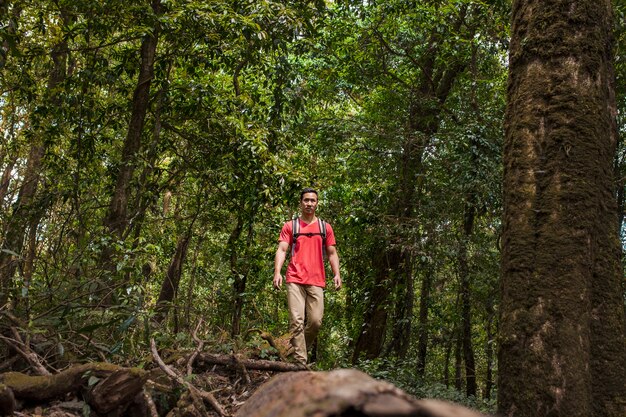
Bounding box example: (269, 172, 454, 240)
(300, 192, 318, 215)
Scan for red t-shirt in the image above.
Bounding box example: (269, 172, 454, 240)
(279, 218, 336, 288)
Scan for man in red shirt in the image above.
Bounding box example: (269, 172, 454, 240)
(273, 188, 341, 364)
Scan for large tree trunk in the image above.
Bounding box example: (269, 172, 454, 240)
(386, 251, 414, 359)
(499, 1, 626, 416)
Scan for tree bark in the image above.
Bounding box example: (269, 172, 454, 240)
(194, 353, 306, 373)
(499, 1, 626, 415)
(235, 369, 484, 417)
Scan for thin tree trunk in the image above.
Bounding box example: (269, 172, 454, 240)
(499, 1, 625, 415)
(454, 330, 462, 392)
(229, 210, 257, 337)
(227, 217, 244, 337)
(459, 203, 476, 397)
(443, 337, 452, 388)
(416, 264, 432, 376)
(0, 148, 17, 205)
(385, 252, 414, 359)
(184, 243, 199, 330)
(155, 232, 191, 323)
(352, 247, 398, 361)
(103, 0, 161, 240)
(483, 300, 495, 401)
(14, 217, 38, 315)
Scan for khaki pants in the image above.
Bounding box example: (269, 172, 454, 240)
(286, 283, 324, 364)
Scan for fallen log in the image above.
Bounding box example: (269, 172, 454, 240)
(195, 353, 306, 372)
(235, 369, 485, 417)
(0, 362, 147, 415)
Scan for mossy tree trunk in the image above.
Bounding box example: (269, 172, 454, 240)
(499, 0, 626, 416)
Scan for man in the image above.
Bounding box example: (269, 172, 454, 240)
(273, 188, 341, 364)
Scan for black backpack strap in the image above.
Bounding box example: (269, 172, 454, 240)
(291, 218, 299, 257)
(291, 218, 328, 258)
(318, 218, 327, 258)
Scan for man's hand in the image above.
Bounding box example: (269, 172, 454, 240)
(333, 275, 342, 290)
(273, 273, 283, 289)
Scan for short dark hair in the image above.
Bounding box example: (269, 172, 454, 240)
(300, 187, 318, 201)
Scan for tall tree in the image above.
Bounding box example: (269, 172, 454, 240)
(103, 0, 162, 242)
(499, 0, 626, 416)
(351, 1, 479, 362)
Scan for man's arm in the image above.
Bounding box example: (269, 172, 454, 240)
(326, 245, 341, 290)
(273, 241, 290, 289)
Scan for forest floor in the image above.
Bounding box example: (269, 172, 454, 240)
(12, 363, 274, 416)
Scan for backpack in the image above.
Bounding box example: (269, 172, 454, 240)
(292, 218, 327, 258)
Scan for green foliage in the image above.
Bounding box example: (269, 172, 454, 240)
(355, 358, 496, 413)
(2, 0, 624, 408)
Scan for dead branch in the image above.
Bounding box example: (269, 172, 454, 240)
(150, 338, 227, 417)
(187, 319, 204, 376)
(195, 353, 306, 373)
(0, 329, 50, 376)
